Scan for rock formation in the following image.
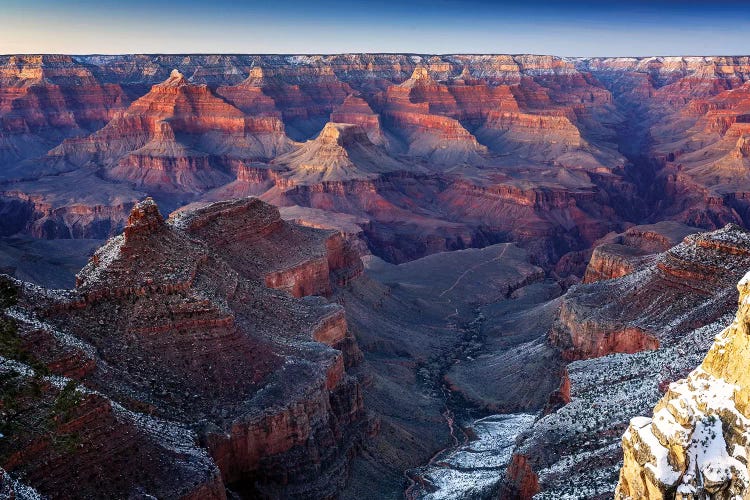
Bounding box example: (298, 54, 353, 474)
(0, 196, 369, 498)
(0, 55, 129, 175)
(503, 224, 750, 499)
(50, 69, 294, 194)
(616, 269, 750, 499)
(6, 53, 750, 498)
(582, 221, 701, 283)
(330, 95, 387, 146)
(551, 225, 750, 360)
(0, 54, 649, 266)
(377, 66, 490, 165)
(270, 122, 406, 183)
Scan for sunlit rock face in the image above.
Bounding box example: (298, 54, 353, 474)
(15, 54, 750, 266)
(0, 54, 642, 266)
(49, 69, 294, 193)
(270, 121, 406, 183)
(616, 269, 750, 499)
(0, 55, 129, 169)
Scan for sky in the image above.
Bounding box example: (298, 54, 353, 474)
(1, 0, 749, 56)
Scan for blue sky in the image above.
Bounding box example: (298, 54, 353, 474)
(1, 0, 749, 56)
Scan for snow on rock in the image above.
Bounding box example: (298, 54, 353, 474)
(408, 413, 536, 500)
(616, 274, 750, 499)
(0, 467, 43, 500)
(511, 317, 726, 500)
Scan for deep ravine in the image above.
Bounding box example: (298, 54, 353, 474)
(403, 307, 537, 499)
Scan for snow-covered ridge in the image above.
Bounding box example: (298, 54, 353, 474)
(616, 269, 750, 498)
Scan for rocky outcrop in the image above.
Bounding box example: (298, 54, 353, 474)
(330, 95, 387, 146)
(377, 66, 489, 165)
(504, 454, 541, 499)
(616, 270, 750, 499)
(551, 225, 750, 360)
(0, 197, 370, 498)
(49, 69, 294, 194)
(584, 243, 648, 283)
(583, 222, 701, 283)
(271, 122, 406, 183)
(170, 196, 363, 300)
(504, 224, 750, 499)
(0, 364, 226, 500)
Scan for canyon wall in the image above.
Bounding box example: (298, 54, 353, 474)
(0, 53, 665, 268)
(0, 197, 370, 498)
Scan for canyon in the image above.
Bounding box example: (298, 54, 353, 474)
(3, 53, 750, 498)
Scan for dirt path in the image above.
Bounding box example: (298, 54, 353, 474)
(438, 245, 510, 297)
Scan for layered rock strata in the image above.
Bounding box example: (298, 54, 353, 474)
(551, 225, 750, 360)
(0, 54, 643, 267)
(0, 196, 369, 498)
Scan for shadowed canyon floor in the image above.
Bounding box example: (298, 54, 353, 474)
(4, 54, 750, 498)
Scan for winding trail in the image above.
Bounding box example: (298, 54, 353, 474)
(438, 245, 510, 298)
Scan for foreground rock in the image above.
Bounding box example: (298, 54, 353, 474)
(616, 271, 750, 498)
(502, 224, 750, 498)
(0, 196, 369, 498)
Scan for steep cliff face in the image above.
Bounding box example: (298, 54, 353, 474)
(551, 225, 750, 360)
(0, 197, 369, 498)
(330, 95, 387, 146)
(0, 55, 129, 174)
(583, 221, 701, 283)
(616, 272, 750, 499)
(170, 196, 363, 302)
(50, 69, 294, 194)
(376, 66, 490, 165)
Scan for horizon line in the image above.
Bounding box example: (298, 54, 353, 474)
(3, 52, 750, 59)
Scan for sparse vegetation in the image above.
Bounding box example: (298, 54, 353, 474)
(50, 380, 83, 424)
(0, 278, 48, 375)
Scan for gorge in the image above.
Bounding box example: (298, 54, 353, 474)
(3, 53, 750, 498)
